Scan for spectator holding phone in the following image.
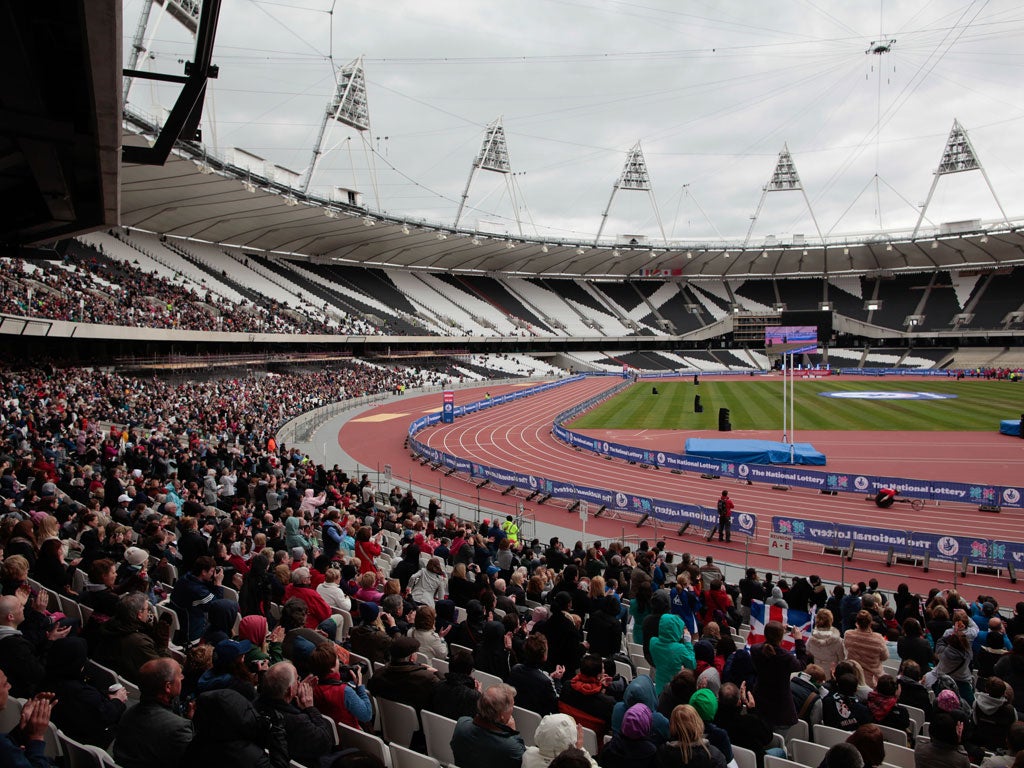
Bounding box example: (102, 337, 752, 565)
(170, 556, 227, 643)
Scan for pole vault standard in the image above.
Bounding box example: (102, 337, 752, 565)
(790, 351, 796, 462)
(782, 353, 787, 443)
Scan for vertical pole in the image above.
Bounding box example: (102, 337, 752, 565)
(782, 352, 787, 442)
(790, 353, 796, 463)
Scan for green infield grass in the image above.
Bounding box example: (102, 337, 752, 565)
(568, 378, 1024, 431)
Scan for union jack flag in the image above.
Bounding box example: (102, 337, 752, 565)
(747, 600, 813, 650)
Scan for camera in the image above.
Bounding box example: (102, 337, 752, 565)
(340, 659, 369, 683)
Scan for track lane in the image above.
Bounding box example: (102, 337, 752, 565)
(422, 378, 1024, 543)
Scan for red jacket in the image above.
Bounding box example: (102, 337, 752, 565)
(283, 583, 333, 629)
(354, 540, 381, 575)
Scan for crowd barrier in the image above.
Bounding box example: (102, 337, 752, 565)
(407, 375, 757, 538)
(772, 515, 1024, 567)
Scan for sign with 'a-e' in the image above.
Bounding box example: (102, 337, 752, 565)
(769, 532, 793, 560)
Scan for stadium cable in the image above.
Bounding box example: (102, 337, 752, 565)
(807, 0, 992, 216)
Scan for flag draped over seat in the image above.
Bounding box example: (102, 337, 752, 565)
(746, 599, 813, 650)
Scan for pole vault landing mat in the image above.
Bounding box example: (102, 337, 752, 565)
(1000, 419, 1022, 437)
(684, 438, 826, 466)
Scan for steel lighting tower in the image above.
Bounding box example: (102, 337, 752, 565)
(595, 142, 667, 246)
(302, 57, 379, 207)
(453, 118, 522, 234)
(911, 119, 1010, 238)
(123, 0, 202, 105)
(743, 144, 824, 247)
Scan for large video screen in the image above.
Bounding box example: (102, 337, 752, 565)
(764, 325, 818, 354)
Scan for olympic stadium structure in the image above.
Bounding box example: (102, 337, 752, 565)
(3, 1, 1024, 373)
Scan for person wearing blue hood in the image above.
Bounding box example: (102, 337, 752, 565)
(650, 614, 696, 695)
(611, 675, 670, 741)
(283, 515, 313, 556)
(641, 589, 672, 665)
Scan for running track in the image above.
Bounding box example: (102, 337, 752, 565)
(339, 376, 1024, 598)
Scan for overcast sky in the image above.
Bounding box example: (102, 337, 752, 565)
(124, 0, 1024, 245)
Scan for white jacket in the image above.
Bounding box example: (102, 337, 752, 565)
(408, 568, 446, 607)
(521, 714, 598, 768)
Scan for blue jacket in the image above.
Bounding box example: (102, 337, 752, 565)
(170, 572, 225, 642)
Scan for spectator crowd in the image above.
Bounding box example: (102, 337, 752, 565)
(0, 361, 1022, 768)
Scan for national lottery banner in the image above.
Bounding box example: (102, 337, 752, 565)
(772, 515, 1014, 566)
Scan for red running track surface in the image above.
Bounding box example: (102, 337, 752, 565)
(339, 377, 1024, 598)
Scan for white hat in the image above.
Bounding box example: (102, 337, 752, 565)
(118, 494, 132, 504)
(124, 547, 148, 567)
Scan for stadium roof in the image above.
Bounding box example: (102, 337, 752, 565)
(121, 121, 1024, 279)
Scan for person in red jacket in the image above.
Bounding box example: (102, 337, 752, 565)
(309, 644, 372, 730)
(701, 579, 735, 630)
(354, 526, 382, 577)
(283, 567, 332, 629)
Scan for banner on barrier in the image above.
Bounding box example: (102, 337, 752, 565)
(551, 415, 1024, 509)
(772, 516, 996, 565)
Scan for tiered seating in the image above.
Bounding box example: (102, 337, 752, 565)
(644, 284, 709, 334)
(966, 266, 1024, 329)
(385, 270, 473, 335)
(248, 255, 378, 335)
(872, 275, 934, 331)
(542, 278, 634, 336)
(122, 231, 255, 306)
(447, 275, 551, 334)
(502, 278, 590, 336)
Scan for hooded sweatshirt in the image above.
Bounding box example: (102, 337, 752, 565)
(601, 703, 659, 768)
(611, 675, 670, 741)
(650, 614, 696, 694)
(522, 714, 598, 768)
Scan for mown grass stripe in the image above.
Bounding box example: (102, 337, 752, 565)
(569, 379, 1024, 431)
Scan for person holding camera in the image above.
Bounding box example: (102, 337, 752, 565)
(170, 556, 227, 643)
(308, 643, 371, 730)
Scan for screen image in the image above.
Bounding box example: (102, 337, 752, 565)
(764, 325, 818, 354)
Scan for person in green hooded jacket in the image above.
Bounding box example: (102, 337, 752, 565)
(650, 613, 696, 695)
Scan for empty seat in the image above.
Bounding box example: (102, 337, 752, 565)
(790, 739, 828, 767)
(389, 743, 441, 768)
(336, 722, 391, 767)
(732, 745, 758, 768)
(58, 730, 116, 768)
(513, 706, 541, 747)
(421, 710, 457, 766)
(376, 697, 421, 748)
(813, 725, 852, 749)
